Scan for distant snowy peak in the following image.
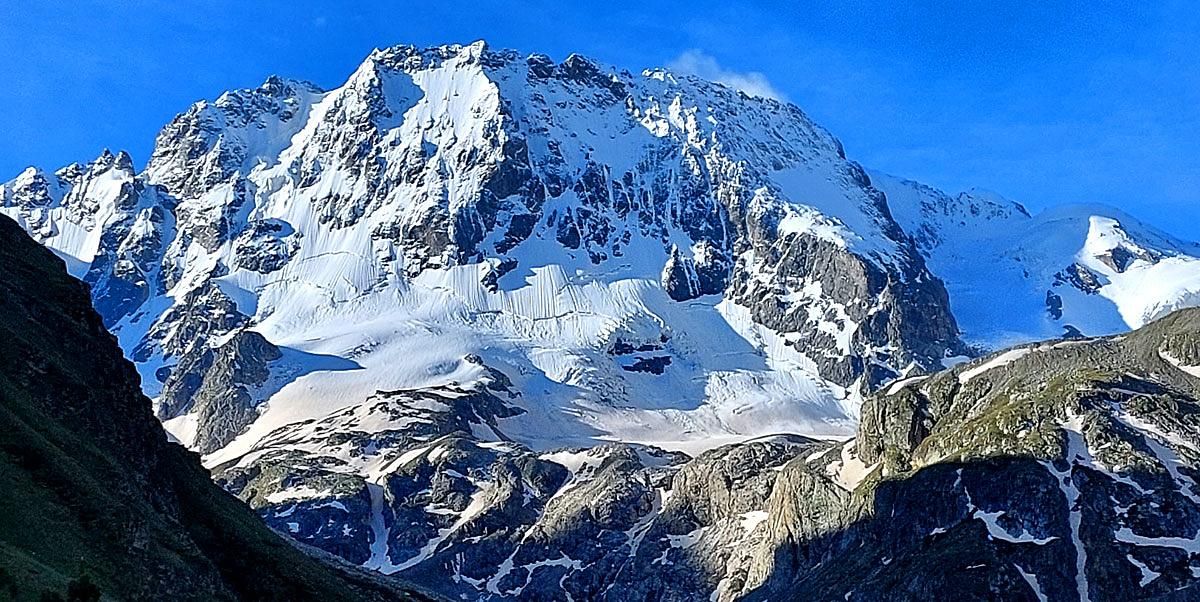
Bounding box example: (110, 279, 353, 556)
(1076, 213, 1200, 328)
(871, 171, 1200, 347)
(870, 171, 1030, 254)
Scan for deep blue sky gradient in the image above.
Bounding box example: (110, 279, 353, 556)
(1, 1, 1196, 238)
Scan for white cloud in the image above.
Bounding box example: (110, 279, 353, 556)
(666, 50, 787, 102)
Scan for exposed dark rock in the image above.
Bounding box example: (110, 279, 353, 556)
(661, 244, 701, 301)
(748, 308, 1200, 601)
(1054, 263, 1104, 294)
(158, 329, 282, 454)
(621, 355, 672, 374)
(1046, 289, 1064, 320)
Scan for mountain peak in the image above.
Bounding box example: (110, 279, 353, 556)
(4, 39, 1200, 601)
(259, 73, 324, 96)
(367, 40, 497, 71)
(90, 147, 117, 170)
(38, 39, 969, 461)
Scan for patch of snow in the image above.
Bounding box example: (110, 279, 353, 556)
(738, 511, 769, 533)
(1110, 404, 1200, 504)
(825, 440, 877, 491)
(958, 347, 1033, 384)
(1061, 414, 1150, 495)
(394, 481, 493, 571)
(162, 412, 199, 447)
(973, 509, 1056, 545)
(941, 355, 971, 369)
(625, 487, 671, 558)
(885, 374, 928, 396)
(264, 485, 331, 504)
(1160, 350, 1200, 379)
(1115, 527, 1200, 553)
(1014, 564, 1049, 602)
(1041, 458, 1091, 602)
(1125, 554, 1160, 587)
(363, 482, 402, 574)
(667, 526, 708, 549)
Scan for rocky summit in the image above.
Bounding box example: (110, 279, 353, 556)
(3, 40, 1200, 601)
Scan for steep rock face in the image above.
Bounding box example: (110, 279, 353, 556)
(745, 308, 1200, 601)
(0, 214, 430, 601)
(146, 76, 324, 207)
(158, 329, 283, 454)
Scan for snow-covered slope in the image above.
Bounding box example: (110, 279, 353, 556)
(873, 171, 1200, 349)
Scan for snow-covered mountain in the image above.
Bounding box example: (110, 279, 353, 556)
(0, 41, 972, 459)
(4, 40, 1200, 600)
(874, 172, 1200, 349)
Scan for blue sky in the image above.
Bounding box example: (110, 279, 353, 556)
(1, 1, 1196, 238)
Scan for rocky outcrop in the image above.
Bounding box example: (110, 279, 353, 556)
(661, 244, 701, 301)
(746, 308, 1200, 601)
(212, 386, 827, 601)
(158, 328, 282, 453)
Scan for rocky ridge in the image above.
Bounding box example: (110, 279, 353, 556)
(747, 307, 1200, 600)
